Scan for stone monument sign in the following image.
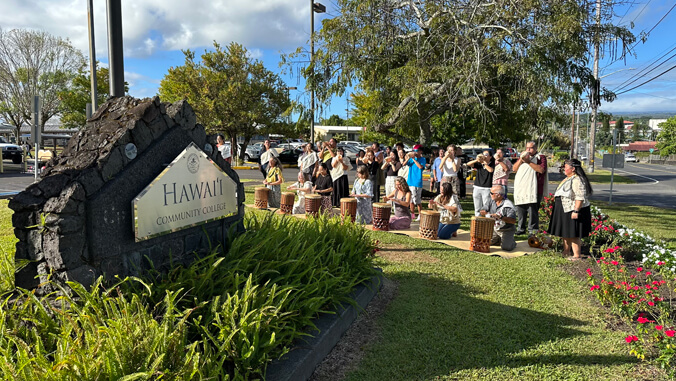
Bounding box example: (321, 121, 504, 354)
(9, 96, 244, 292)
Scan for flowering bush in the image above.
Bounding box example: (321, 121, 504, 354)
(539, 193, 555, 228)
(588, 246, 676, 373)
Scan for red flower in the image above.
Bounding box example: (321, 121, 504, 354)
(586, 268, 593, 276)
(638, 317, 649, 324)
(637, 267, 643, 272)
(625, 335, 639, 343)
(590, 285, 600, 291)
(646, 272, 652, 275)
(658, 261, 665, 266)
(611, 260, 619, 265)
(666, 330, 676, 337)
(648, 301, 655, 306)
(656, 325, 663, 330)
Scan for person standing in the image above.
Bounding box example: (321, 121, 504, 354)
(363, 150, 380, 202)
(440, 144, 461, 196)
(259, 139, 279, 178)
(406, 144, 426, 221)
(216, 134, 232, 164)
(263, 157, 284, 208)
(467, 150, 495, 216)
(548, 159, 593, 260)
(431, 148, 444, 193)
(298, 143, 318, 181)
(513, 141, 548, 235)
(479, 185, 518, 251)
(492, 148, 513, 195)
(350, 165, 374, 224)
(397, 148, 409, 180)
(428, 182, 462, 239)
(330, 147, 350, 207)
(319, 138, 338, 164)
(371, 142, 384, 201)
(382, 150, 402, 201)
(456, 147, 468, 198)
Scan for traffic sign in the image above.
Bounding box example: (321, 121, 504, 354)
(650, 148, 654, 153)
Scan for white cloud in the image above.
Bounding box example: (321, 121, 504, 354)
(0, 0, 313, 59)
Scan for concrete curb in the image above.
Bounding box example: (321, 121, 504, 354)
(266, 269, 384, 381)
(231, 164, 297, 170)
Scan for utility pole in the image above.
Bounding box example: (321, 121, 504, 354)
(589, 0, 601, 173)
(87, 0, 98, 115)
(310, 2, 325, 145)
(570, 103, 576, 159)
(106, 0, 125, 98)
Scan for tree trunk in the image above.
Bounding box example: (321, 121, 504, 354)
(241, 136, 251, 160)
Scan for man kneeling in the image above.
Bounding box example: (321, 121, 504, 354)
(479, 185, 517, 251)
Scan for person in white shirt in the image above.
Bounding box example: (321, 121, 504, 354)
(216, 134, 231, 164)
(287, 171, 313, 214)
(330, 147, 351, 207)
(440, 144, 461, 196)
(259, 139, 279, 178)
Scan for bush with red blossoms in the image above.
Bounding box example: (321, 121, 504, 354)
(588, 246, 676, 373)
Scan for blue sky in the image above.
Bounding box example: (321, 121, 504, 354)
(1, 0, 674, 121)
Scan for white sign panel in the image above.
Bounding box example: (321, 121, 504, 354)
(132, 142, 238, 241)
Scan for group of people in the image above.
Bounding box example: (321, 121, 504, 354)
(250, 137, 593, 256)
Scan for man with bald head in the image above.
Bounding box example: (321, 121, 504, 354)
(479, 185, 518, 251)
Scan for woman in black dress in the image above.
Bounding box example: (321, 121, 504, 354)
(313, 163, 334, 214)
(548, 159, 593, 261)
(363, 149, 380, 202)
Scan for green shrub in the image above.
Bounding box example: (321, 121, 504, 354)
(553, 151, 570, 163)
(0, 212, 376, 380)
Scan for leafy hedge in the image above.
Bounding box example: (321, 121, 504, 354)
(0, 212, 376, 380)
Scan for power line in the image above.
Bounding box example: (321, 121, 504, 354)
(612, 47, 676, 92)
(643, 2, 676, 36)
(630, 0, 653, 24)
(615, 63, 676, 95)
(617, 0, 637, 25)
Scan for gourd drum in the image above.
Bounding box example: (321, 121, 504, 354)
(305, 194, 322, 218)
(469, 216, 494, 253)
(419, 210, 441, 240)
(372, 203, 391, 231)
(340, 197, 357, 223)
(278, 192, 295, 214)
(254, 187, 269, 209)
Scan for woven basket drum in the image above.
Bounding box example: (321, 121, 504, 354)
(254, 187, 270, 209)
(419, 210, 440, 240)
(372, 203, 391, 231)
(340, 197, 357, 223)
(469, 216, 494, 253)
(278, 192, 295, 214)
(305, 194, 322, 218)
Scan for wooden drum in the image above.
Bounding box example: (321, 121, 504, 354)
(419, 210, 441, 240)
(372, 203, 391, 231)
(469, 216, 494, 253)
(254, 187, 270, 209)
(305, 194, 322, 218)
(278, 192, 295, 214)
(340, 197, 357, 223)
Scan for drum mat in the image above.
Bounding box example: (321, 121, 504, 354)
(246, 205, 541, 258)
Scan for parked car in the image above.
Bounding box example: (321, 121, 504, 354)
(0, 136, 23, 164)
(625, 153, 637, 162)
(336, 144, 360, 164)
(277, 148, 303, 164)
(340, 140, 361, 146)
(221, 142, 262, 162)
(465, 148, 493, 161)
(503, 147, 519, 160)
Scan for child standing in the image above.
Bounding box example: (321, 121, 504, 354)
(350, 165, 373, 224)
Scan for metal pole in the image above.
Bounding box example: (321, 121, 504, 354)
(32, 96, 40, 181)
(570, 103, 576, 159)
(310, 0, 315, 145)
(609, 129, 616, 205)
(106, 0, 125, 97)
(589, 0, 601, 173)
(87, 0, 98, 110)
(86, 103, 93, 119)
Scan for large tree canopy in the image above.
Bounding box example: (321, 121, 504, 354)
(289, 0, 634, 146)
(0, 28, 84, 137)
(159, 42, 290, 158)
(58, 66, 128, 129)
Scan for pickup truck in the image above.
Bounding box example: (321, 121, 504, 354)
(0, 136, 23, 164)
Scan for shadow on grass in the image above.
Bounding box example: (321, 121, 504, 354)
(351, 271, 638, 379)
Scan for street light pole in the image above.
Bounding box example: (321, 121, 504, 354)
(310, 1, 325, 145)
(87, 0, 98, 114)
(588, 0, 601, 173)
(106, 0, 125, 98)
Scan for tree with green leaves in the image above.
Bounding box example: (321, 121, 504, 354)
(287, 0, 634, 145)
(58, 66, 128, 129)
(615, 117, 625, 144)
(656, 117, 676, 156)
(159, 42, 290, 159)
(0, 28, 84, 138)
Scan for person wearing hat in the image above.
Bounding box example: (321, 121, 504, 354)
(405, 144, 426, 221)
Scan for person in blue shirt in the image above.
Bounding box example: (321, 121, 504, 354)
(431, 148, 444, 193)
(406, 144, 427, 221)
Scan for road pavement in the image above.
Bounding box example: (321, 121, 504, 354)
(2, 159, 676, 210)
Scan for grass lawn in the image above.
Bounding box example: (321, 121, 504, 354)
(0, 200, 17, 291)
(345, 232, 665, 380)
(592, 201, 676, 248)
(586, 169, 636, 184)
